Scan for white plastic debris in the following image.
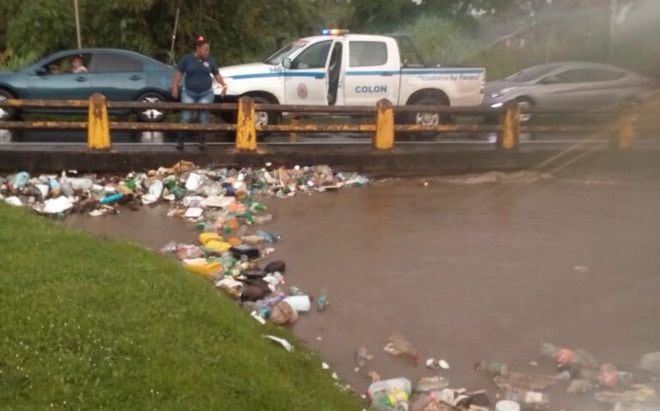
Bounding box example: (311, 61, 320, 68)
(184, 207, 204, 219)
(185, 173, 202, 191)
(251, 311, 266, 325)
(41, 196, 74, 214)
(142, 180, 165, 205)
(4, 196, 22, 207)
(201, 196, 235, 209)
(182, 196, 204, 207)
(263, 335, 293, 352)
(68, 178, 93, 191)
(35, 184, 49, 198)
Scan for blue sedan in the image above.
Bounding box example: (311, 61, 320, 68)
(0, 48, 175, 122)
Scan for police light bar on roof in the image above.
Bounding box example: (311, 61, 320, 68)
(321, 29, 349, 35)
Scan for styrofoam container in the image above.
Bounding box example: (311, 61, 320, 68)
(283, 295, 311, 312)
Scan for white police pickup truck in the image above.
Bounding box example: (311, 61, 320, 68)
(215, 30, 485, 126)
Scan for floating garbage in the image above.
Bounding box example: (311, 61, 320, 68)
(639, 352, 660, 375)
(355, 346, 373, 371)
(39, 196, 74, 214)
(0, 163, 369, 223)
(384, 333, 419, 366)
(414, 376, 450, 393)
(426, 358, 450, 371)
(368, 378, 411, 411)
(494, 371, 560, 391)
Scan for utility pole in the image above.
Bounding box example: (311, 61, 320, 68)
(73, 0, 82, 49)
(169, 7, 181, 65)
(608, 0, 618, 62)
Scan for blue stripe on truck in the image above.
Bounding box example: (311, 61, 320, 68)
(228, 72, 325, 80)
(227, 68, 484, 81)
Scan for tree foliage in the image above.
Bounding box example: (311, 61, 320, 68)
(0, 0, 657, 78)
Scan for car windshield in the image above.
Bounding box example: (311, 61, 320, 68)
(506, 64, 564, 82)
(263, 40, 308, 65)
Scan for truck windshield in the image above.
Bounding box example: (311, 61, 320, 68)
(263, 40, 308, 65)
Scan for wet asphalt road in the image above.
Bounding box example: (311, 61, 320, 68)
(65, 167, 660, 411)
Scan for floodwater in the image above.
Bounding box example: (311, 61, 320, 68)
(66, 166, 660, 411)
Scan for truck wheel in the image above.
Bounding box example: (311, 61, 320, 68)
(406, 97, 450, 138)
(250, 95, 279, 139)
(251, 95, 278, 127)
(0, 88, 17, 121)
(413, 98, 445, 127)
(136, 92, 167, 122)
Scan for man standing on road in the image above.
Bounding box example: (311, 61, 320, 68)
(171, 35, 228, 150)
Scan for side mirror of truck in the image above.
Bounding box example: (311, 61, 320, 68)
(282, 58, 292, 69)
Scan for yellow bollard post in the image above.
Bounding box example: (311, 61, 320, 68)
(235, 96, 257, 151)
(374, 98, 394, 150)
(87, 93, 110, 150)
(497, 102, 520, 150)
(289, 116, 301, 142)
(614, 105, 635, 149)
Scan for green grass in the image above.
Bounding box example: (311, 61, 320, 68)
(0, 204, 362, 410)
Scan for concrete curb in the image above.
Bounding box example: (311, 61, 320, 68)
(1, 144, 658, 176)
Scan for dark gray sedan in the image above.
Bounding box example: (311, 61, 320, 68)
(0, 48, 175, 122)
(483, 62, 657, 115)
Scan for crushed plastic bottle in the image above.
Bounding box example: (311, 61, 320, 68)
(475, 361, 509, 376)
(355, 346, 372, 369)
(316, 288, 328, 312)
(414, 376, 450, 393)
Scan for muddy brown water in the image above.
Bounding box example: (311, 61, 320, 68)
(65, 169, 660, 411)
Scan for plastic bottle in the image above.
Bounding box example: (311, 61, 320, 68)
(475, 361, 509, 376)
(10, 172, 30, 190)
(256, 230, 280, 243)
(250, 202, 267, 212)
(99, 192, 123, 204)
(355, 346, 370, 368)
(253, 213, 273, 225)
(316, 289, 328, 312)
(289, 286, 304, 296)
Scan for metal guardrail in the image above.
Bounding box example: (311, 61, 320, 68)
(0, 94, 635, 151)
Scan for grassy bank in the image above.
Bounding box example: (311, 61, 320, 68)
(0, 204, 361, 410)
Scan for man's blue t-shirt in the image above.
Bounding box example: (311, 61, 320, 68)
(176, 53, 219, 93)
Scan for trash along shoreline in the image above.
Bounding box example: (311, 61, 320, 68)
(2, 163, 660, 411)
